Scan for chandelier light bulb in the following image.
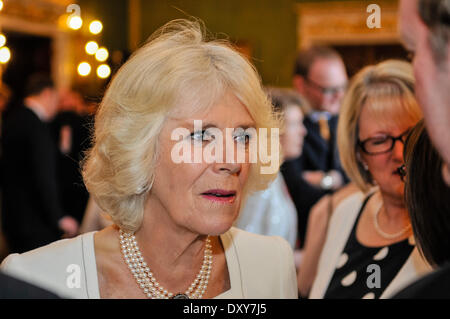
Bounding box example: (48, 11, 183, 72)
(89, 20, 103, 35)
(85, 41, 99, 55)
(97, 64, 111, 79)
(77, 62, 91, 76)
(68, 16, 83, 30)
(0, 47, 11, 64)
(95, 47, 109, 62)
(0, 34, 6, 47)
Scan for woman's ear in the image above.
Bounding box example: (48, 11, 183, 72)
(442, 162, 450, 187)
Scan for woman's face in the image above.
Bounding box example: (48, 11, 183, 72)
(358, 103, 416, 200)
(280, 105, 307, 160)
(148, 91, 255, 236)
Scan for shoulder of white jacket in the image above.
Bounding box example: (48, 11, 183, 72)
(228, 226, 286, 244)
(1, 233, 92, 271)
(227, 227, 292, 260)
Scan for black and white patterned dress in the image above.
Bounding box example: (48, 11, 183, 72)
(324, 194, 414, 299)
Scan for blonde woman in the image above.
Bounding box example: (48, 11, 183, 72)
(308, 60, 431, 299)
(0, 20, 297, 299)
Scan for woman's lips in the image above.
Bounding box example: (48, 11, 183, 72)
(201, 189, 237, 203)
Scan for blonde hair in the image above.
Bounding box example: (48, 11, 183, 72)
(82, 19, 280, 232)
(265, 87, 311, 115)
(337, 60, 422, 193)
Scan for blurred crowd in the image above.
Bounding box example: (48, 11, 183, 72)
(0, 78, 97, 257)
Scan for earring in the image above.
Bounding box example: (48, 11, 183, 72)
(135, 179, 154, 195)
(136, 186, 146, 194)
(362, 162, 369, 170)
(356, 152, 368, 171)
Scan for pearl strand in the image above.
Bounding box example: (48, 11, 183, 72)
(373, 205, 412, 240)
(119, 229, 213, 299)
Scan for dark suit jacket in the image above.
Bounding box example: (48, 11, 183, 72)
(281, 114, 348, 248)
(301, 115, 343, 172)
(50, 111, 92, 223)
(1, 105, 63, 253)
(0, 271, 59, 299)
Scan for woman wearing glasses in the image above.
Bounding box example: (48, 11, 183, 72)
(308, 60, 432, 299)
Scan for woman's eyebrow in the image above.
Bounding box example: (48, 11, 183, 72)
(235, 123, 256, 129)
(179, 121, 256, 130)
(359, 132, 388, 140)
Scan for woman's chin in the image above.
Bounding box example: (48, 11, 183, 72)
(201, 215, 237, 236)
(389, 184, 405, 200)
(202, 223, 234, 236)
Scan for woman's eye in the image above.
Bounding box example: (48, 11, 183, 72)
(190, 130, 206, 142)
(370, 137, 388, 146)
(190, 130, 213, 142)
(234, 133, 251, 144)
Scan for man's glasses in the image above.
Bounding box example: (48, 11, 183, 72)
(358, 129, 411, 155)
(306, 78, 347, 96)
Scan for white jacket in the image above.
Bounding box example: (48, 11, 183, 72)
(309, 192, 433, 299)
(1, 227, 298, 299)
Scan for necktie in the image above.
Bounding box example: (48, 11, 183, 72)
(318, 114, 330, 141)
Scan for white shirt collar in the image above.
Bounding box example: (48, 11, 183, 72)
(308, 111, 331, 123)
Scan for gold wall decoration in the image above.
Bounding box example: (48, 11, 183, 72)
(0, 0, 75, 89)
(296, 0, 400, 49)
(1, 0, 71, 25)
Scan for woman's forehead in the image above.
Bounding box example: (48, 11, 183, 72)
(358, 99, 416, 136)
(166, 92, 255, 129)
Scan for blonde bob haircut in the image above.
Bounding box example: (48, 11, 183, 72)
(337, 59, 422, 193)
(82, 19, 280, 232)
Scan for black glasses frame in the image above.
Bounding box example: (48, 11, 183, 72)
(358, 129, 411, 155)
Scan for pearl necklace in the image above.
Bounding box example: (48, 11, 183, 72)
(119, 229, 213, 299)
(373, 206, 412, 240)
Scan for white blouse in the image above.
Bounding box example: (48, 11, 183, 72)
(1, 227, 298, 299)
(235, 173, 298, 249)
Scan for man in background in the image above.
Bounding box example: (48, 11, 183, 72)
(1, 74, 78, 253)
(394, 0, 450, 298)
(281, 46, 349, 247)
(51, 90, 93, 225)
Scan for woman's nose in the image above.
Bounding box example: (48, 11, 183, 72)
(392, 139, 405, 161)
(215, 163, 241, 175)
(212, 135, 242, 175)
